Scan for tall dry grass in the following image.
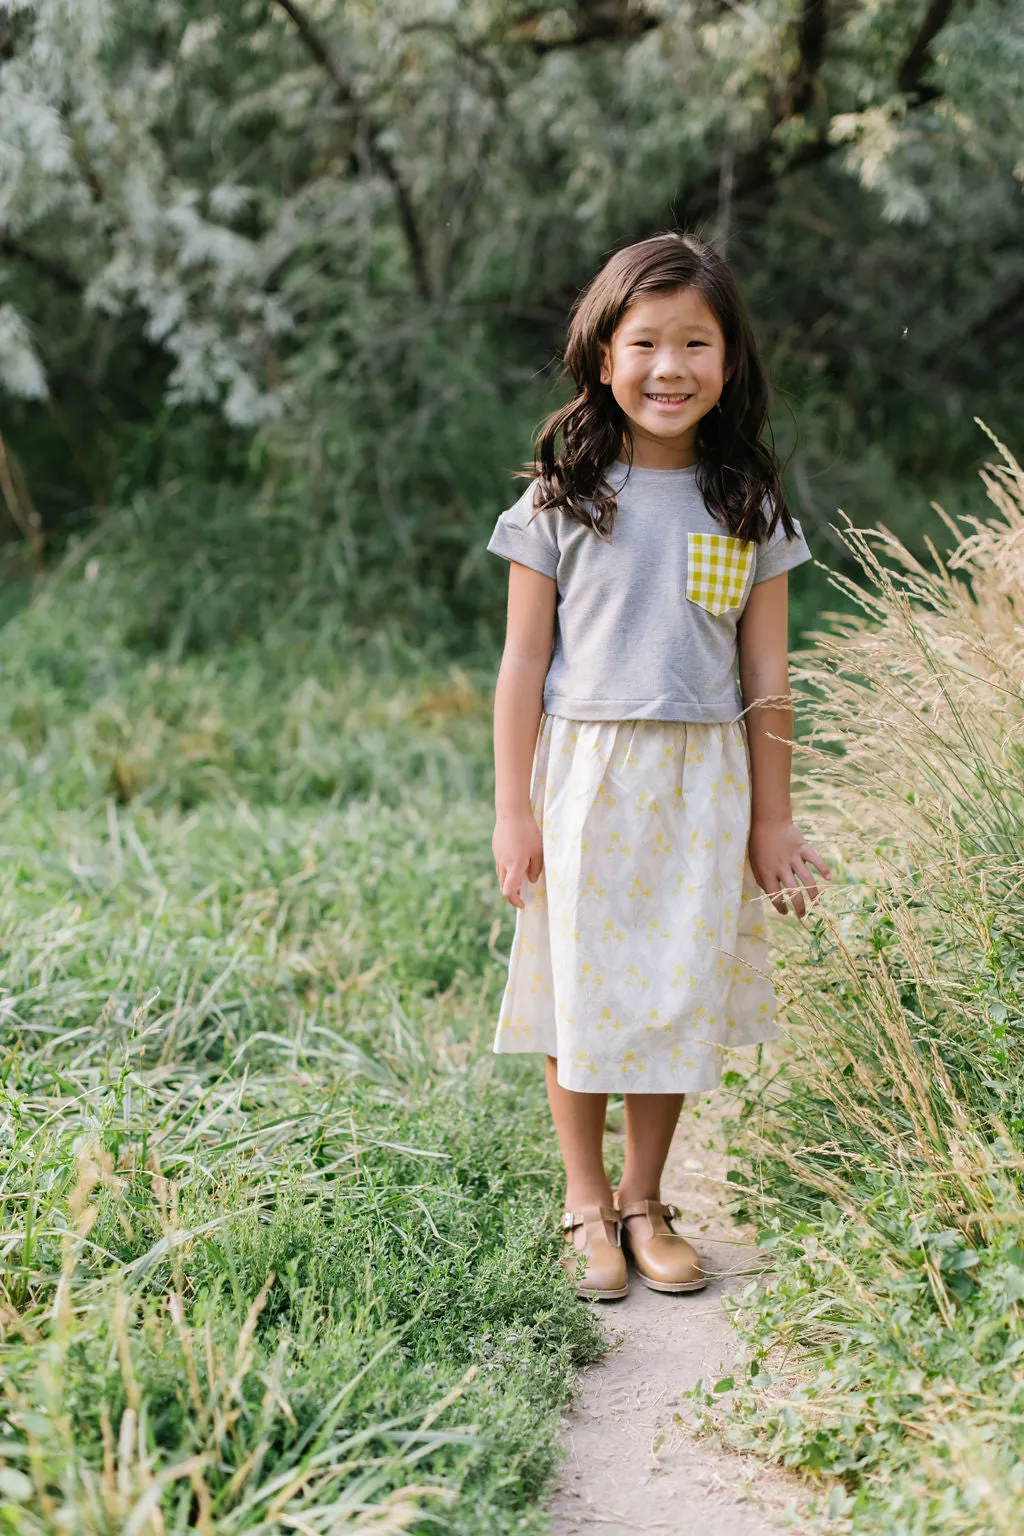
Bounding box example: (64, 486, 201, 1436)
(700, 424, 1024, 1532)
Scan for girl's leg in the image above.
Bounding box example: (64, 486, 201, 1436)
(545, 1055, 616, 1238)
(616, 1092, 686, 1228)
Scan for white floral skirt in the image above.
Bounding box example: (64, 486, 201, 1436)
(493, 715, 781, 1094)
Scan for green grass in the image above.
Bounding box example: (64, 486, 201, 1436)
(0, 539, 606, 1531)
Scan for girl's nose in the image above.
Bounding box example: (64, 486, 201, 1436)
(653, 359, 690, 382)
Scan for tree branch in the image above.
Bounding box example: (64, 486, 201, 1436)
(503, 1, 659, 52)
(271, 0, 433, 302)
(897, 0, 957, 98)
(672, 0, 958, 229)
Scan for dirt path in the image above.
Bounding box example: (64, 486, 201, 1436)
(548, 1094, 811, 1535)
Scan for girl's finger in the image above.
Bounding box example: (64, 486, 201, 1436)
(791, 858, 820, 913)
(763, 870, 788, 916)
(784, 870, 807, 920)
(801, 845, 831, 881)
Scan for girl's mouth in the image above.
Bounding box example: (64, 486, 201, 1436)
(645, 393, 693, 406)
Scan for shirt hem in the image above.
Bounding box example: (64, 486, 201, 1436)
(542, 691, 745, 724)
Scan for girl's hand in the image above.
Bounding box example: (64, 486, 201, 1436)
(493, 812, 544, 910)
(748, 818, 831, 919)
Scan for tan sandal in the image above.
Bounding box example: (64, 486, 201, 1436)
(559, 1206, 630, 1301)
(616, 1198, 707, 1293)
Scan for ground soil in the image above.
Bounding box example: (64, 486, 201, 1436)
(547, 1090, 816, 1535)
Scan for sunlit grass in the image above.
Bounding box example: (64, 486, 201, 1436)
(699, 423, 1024, 1531)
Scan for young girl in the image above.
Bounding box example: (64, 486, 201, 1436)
(487, 231, 831, 1302)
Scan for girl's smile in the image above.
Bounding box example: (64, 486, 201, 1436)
(599, 287, 732, 468)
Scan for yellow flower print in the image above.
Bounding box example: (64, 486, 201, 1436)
(751, 922, 765, 940)
(671, 786, 684, 807)
(651, 831, 673, 857)
(636, 789, 651, 811)
(721, 828, 732, 844)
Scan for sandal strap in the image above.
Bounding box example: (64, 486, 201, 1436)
(562, 1204, 621, 1240)
(616, 1198, 679, 1222)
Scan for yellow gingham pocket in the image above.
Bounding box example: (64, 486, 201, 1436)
(685, 531, 755, 616)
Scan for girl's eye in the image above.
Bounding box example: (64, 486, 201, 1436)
(688, 340, 707, 347)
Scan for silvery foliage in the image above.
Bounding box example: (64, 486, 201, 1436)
(0, 0, 1018, 423)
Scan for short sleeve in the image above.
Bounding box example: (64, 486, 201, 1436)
(753, 511, 812, 585)
(486, 480, 559, 580)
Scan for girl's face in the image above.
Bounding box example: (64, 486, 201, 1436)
(598, 286, 732, 469)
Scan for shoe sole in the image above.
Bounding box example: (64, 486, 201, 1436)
(579, 1284, 630, 1301)
(634, 1270, 707, 1293)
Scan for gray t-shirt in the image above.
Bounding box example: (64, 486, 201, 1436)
(486, 461, 812, 723)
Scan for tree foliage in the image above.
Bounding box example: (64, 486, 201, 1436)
(0, 0, 1021, 610)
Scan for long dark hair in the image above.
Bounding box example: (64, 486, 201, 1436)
(532, 231, 797, 545)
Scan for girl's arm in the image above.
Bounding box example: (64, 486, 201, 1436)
(737, 572, 830, 918)
(492, 561, 557, 909)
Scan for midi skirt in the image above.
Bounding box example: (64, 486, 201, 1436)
(494, 715, 781, 1094)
